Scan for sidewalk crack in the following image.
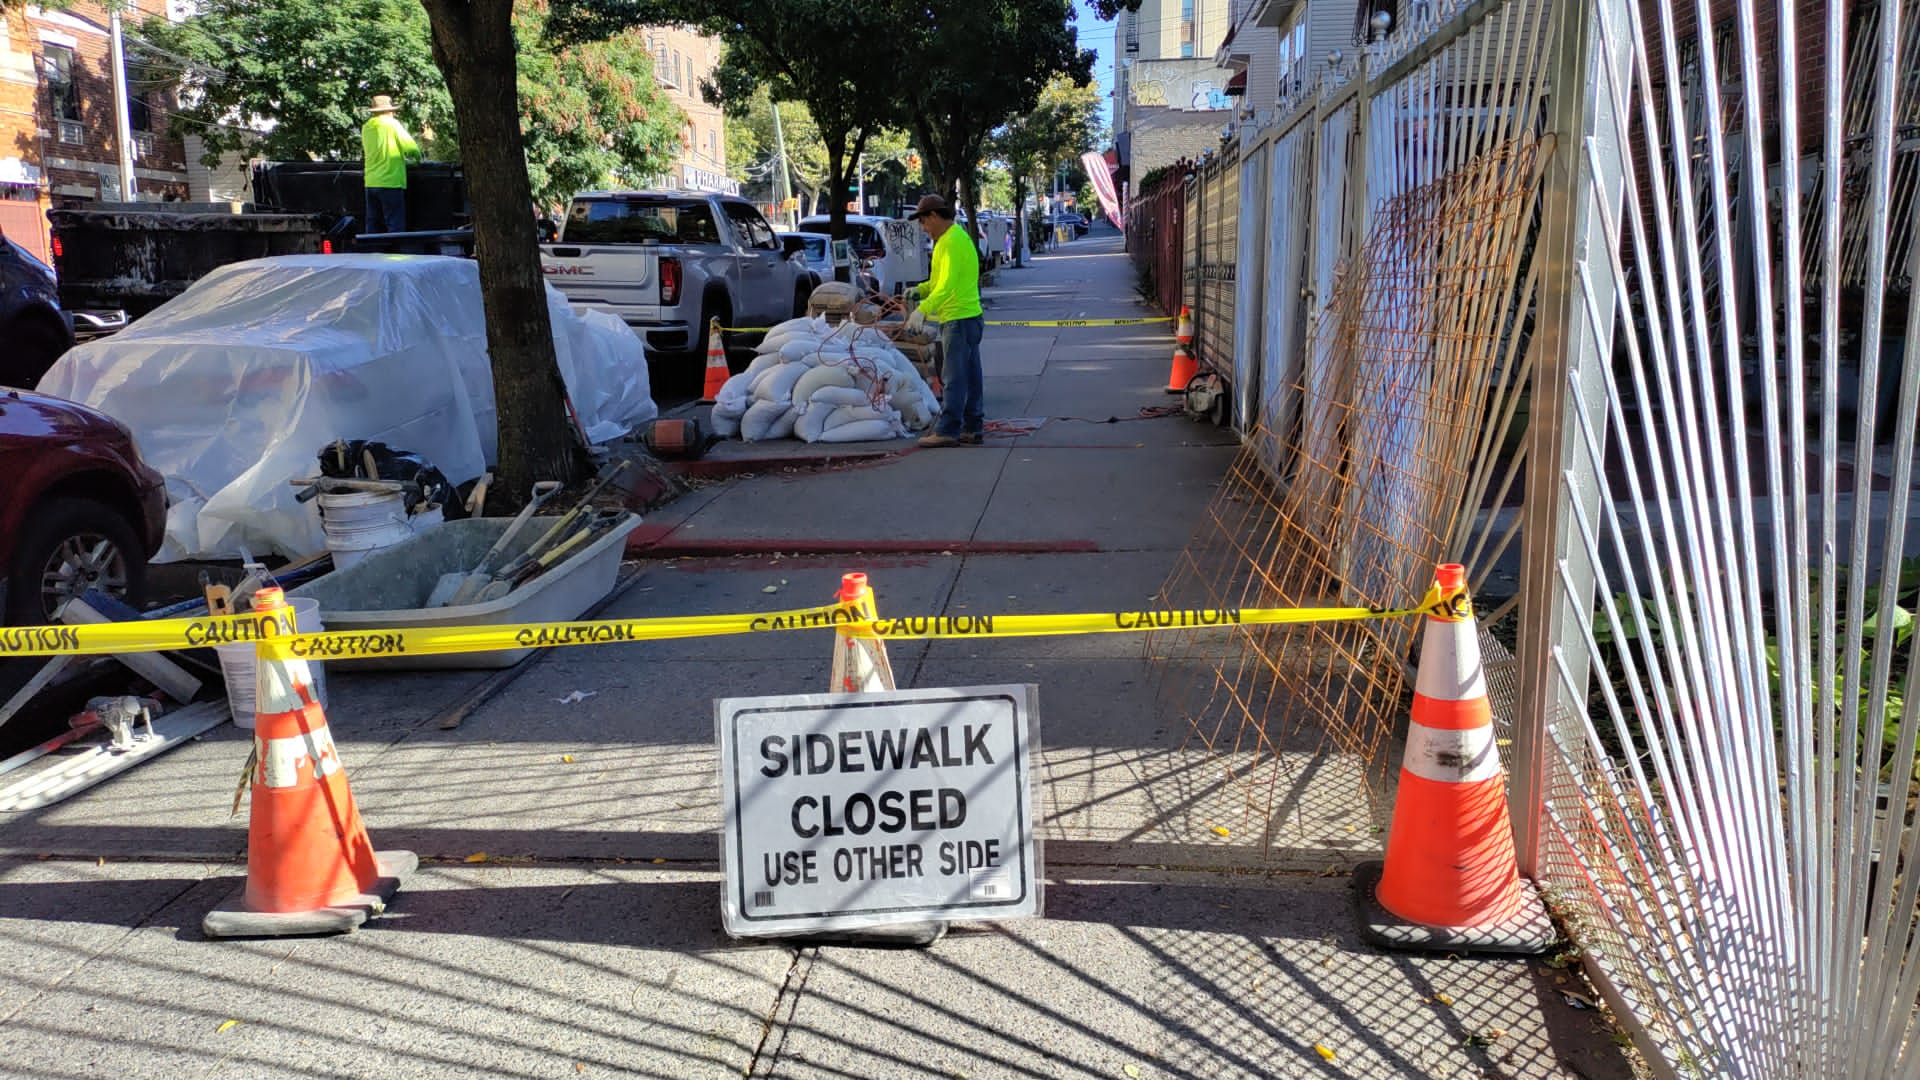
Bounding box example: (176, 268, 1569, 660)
(747, 946, 816, 1078)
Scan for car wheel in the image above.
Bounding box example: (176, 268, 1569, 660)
(0, 313, 74, 389)
(5, 497, 147, 625)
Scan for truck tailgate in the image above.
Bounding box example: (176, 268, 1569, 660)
(540, 244, 662, 322)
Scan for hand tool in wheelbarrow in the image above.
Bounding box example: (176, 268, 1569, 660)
(428, 480, 563, 607)
(474, 510, 625, 602)
(494, 460, 631, 569)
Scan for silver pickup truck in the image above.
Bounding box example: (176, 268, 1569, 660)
(539, 191, 819, 364)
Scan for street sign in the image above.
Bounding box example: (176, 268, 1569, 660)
(717, 685, 1040, 936)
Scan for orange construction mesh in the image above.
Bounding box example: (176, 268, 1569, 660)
(1151, 140, 1549, 851)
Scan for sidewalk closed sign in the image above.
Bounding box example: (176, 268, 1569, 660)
(717, 685, 1039, 936)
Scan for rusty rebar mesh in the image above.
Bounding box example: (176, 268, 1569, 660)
(1151, 140, 1547, 848)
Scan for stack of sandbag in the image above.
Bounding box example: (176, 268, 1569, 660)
(708, 316, 939, 443)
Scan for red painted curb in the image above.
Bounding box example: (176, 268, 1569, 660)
(663, 449, 910, 481)
(625, 535, 1101, 558)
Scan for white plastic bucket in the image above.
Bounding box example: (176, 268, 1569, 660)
(218, 597, 326, 728)
(318, 490, 414, 570)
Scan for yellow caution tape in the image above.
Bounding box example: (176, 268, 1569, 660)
(842, 581, 1470, 639)
(0, 583, 1470, 660)
(720, 316, 1172, 333)
(984, 317, 1172, 327)
(0, 603, 859, 660)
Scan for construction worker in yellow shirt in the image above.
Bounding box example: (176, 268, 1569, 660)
(361, 95, 422, 235)
(905, 195, 985, 448)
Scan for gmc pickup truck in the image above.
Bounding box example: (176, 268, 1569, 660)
(539, 192, 819, 364)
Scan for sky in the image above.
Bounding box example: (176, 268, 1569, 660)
(1072, 5, 1120, 131)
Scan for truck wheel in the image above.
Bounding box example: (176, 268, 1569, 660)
(793, 282, 812, 320)
(6, 497, 147, 625)
(0, 313, 74, 389)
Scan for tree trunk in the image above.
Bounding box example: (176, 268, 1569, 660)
(420, 0, 581, 505)
(825, 139, 849, 279)
(1011, 176, 1027, 267)
(957, 172, 981, 246)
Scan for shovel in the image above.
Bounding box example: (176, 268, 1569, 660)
(475, 511, 623, 602)
(429, 481, 562, 607)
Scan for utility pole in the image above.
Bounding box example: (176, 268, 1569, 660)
(770, 102, 793, 230)
(855, 153, 865, 214)
(108, 9, 136, 202)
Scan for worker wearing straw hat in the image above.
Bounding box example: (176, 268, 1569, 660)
(360, 95, 421, 235)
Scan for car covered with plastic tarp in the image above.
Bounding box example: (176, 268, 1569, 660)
(37, 254, 657, 561)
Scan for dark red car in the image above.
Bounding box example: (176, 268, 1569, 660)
(0, 387, 167, 625)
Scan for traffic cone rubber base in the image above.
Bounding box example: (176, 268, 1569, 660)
(1353, 860, 1555, 954)
(203, 850, 417, 939)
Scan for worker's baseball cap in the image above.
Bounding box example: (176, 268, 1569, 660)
(369, 95, 399, 114)
(907, 195, 954, 221)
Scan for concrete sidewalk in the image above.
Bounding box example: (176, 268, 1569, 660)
(0, 228, 1633, 1079)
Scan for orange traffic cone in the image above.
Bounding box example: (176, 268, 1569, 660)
(1175, 305, 1193, 346)
(830, 572, 895, 694)
(1166, 343, 1198, 394)
(202, 588, 413, 938)
(1355, 564, 1555, 954)
(700, 317, 730, 403)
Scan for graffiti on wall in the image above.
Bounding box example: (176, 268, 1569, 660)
(1129, 61, 1235, 113)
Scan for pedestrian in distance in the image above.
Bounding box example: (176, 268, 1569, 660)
(361, 95, 421, 235)
(904, 195, 985, 447)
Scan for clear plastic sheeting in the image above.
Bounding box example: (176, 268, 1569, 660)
(37, 254, 656, 561)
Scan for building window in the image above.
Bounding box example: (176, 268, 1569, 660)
(1181, 42, 1194, 58)
(42, 45, 80, 124)
(129, 89, 154, 132)
(1123, 12, 1138, 54)
(1181, 0, 1193, 17)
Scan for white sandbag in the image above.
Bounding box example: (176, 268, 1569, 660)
(808, 385, 873, 409)
(779, 338, 827, 364)
(744, 352, 784, 378)
(824, 404, 890, 430)
(741, 399, 796, 442)
(752, 362, 810, 405)
(715, 371, 754, 417)
(792, 364, 857, 402)
(815, 418, 900, 443)
(794, 402, 833, 443)
(709, 410, 740, 438)
(897, 398, 933, 432)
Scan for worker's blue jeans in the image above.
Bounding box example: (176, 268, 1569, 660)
(937, 315, 985, 437)
(364, 188, 407, 234)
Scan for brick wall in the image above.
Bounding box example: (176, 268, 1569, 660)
(1130, 108, 1232, 178)
(0, 0, 188, 230)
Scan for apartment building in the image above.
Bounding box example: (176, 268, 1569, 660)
(643, 26, 737, 197)
(1112, 0, 1238, 181)
(0, 1, 189, 261)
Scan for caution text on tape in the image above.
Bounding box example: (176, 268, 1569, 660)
(0, 582, 1469, 660)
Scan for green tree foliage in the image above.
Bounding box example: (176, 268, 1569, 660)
(726, 87, 830, 215)
(140, 0, 683, 209)
(897, 0, 1090, 239)
(557, 0, 905, 241)
(514, 2, 685, 212)
(140, 0, 457, 162)
(990, 73, 1102, 257)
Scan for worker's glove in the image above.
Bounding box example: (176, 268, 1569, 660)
(904, 308, 928, 333)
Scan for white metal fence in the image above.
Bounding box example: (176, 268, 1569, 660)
(1184, 0, 1920, 1073)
